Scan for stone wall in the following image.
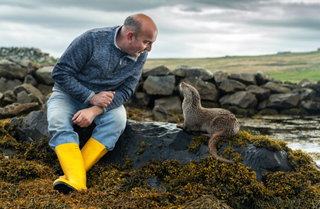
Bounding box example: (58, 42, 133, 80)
(0, 47, 56, 63)
(131, 65, 320, 120)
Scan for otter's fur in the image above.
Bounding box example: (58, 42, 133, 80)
(177, 82, 240, 164)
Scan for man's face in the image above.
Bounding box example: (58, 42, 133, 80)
(128, 29, 157, 57)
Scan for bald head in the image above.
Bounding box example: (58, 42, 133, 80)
(123, 13, 157, 39)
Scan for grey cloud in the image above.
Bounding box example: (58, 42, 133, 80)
(250, 18, 320, 32)
(0, 0, 172, 12)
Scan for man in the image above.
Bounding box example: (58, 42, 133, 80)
(47, 13, 158, 194)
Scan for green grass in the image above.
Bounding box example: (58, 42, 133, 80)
(266, 68, 320, 83)
(144, 50, 320, 83)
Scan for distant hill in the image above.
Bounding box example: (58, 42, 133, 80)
(145, 50, 320, 83)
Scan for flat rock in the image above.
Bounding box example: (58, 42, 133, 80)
(143, 75, 175, 96)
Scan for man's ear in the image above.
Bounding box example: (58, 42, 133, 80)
(127, 32, 134, 43)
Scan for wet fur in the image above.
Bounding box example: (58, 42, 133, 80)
(177, 82, 240, 164)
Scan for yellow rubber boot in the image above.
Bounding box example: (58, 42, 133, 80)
(53, 143, 87, 194)
(81, 138, 108, 170)
(57, 138, 108, 181)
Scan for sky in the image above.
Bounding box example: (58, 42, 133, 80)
(1, 0, 320, 59)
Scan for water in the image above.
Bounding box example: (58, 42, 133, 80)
(238, 115, 320, 165)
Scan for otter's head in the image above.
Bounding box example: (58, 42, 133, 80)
(179, 82, 201, 102)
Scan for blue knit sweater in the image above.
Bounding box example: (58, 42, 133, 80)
(51, 26, 148, 112)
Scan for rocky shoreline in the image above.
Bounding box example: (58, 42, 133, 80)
(1, 48, 320, 208)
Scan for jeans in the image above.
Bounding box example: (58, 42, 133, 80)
(47, 90, 127, 151)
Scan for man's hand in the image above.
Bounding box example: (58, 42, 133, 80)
(72, 106, 103, 128)
(89, 91, 115, 108)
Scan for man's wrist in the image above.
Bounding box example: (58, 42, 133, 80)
(90, 105, 104, 115)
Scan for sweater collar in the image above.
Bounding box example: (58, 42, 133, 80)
(114, 26, 138, 62)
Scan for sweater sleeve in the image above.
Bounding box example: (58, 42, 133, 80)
(51, 32, 95, 103)
(103, 57, 146, 113)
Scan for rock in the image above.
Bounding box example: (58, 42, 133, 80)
(299, 88, 316, 101)
(0, 78, 22, 93)
(0, 59, 28, 80)
(0, 102, 40, 119)
(298, 78, 310, 87)
(36, 66, 54, 85)
(172, 66, 213, 80)
(0, 90, 17, 107)
(154, 96, 182, 112)
(245, 85, 271, 102)
(263, 82, 291, 94)
(220, 91, 257, 109)
(134, 92, 151, 106)
(152, 105, 169, 121)
(229, 73, 257, 85)
(13, 83, 43, 98)
(300, 100, 320, 111)
(37, 84, 53, 96)
(16, 110, 51, 142)
(143, 75, 175, 96)
(267, 93, 300, 109)
(257, 100, 268, 110)
(142, 65, 170, 77)
(255, 71, 267, 86)
(7, 57, 30, 68)
(17, 91, 31, 104)
(181, 77, 220, 102)
(23, 75, 38, 87)
(213, 70, 228, 87)
(219, 78, 246, 94)
(28, 62, 41, 75)
(218, 143, 292, 182)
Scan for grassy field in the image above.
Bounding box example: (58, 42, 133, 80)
(144, 50, 320, 83)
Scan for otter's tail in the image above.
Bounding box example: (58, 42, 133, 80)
(208, 131, 234, 164)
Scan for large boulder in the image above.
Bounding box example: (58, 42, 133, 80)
(0, 77, 22, 93)
(218, 143, 292, 182)
(0, 59, 28, 80)
(172, 66, 213, 80)
(229, 73, 257, 85)
(219, 78, 246, 94)
(12, 110, 295, 183)
(219, 91, 257, 109)
(181, 77, 220, 102)
(143, 75, 175, 96)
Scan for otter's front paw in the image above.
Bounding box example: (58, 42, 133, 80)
(176, 123, 185, 129)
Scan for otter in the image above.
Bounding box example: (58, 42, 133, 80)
(177, 82, 240, 164)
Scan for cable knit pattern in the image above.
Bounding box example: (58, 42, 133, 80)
(51, 26, 148, 112)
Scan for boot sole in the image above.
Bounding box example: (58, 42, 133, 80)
(53, 181, 75, 194)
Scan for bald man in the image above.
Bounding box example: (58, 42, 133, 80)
(47, 13, 158, 194)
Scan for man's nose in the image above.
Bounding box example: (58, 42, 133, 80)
(146, 43, 152, 52)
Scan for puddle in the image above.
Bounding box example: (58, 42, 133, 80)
(238, 115, 320, 165)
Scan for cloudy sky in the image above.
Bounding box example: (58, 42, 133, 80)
(1, 0, 319, 59)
